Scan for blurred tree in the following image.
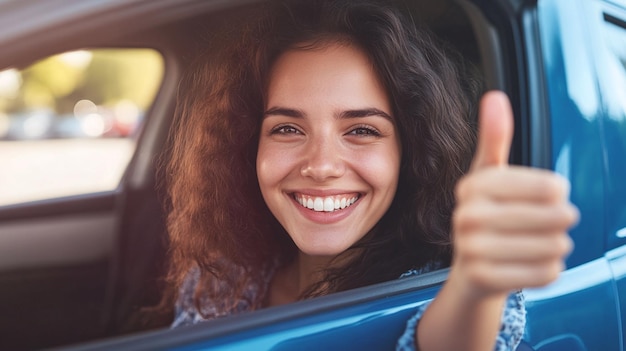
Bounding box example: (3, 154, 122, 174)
(3, 49, 163, 115)
(14, 55, 85, 112)
(72, 50, 163, 111)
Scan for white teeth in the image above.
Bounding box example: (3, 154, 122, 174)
(313, 197, 324, 211)
(324, 198, 334, 212)
(295, 194, 359, 212)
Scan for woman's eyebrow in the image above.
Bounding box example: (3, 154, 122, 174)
(264, 106, 304, 118)
(339, 108, 393, 121)
(263, 106, 392, 121)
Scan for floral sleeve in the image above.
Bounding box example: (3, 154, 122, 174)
(171, 267, 201, 328)
(396, 291, 526, 351)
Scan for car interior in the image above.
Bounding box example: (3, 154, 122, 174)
(0, 0, 523, 349)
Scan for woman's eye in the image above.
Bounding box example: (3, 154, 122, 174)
(271, 125, 301, 135)
(347, 126, 381, 137)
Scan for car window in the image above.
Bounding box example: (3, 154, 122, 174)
(598, 12, 626, 249)
(0, 49, 163, 206)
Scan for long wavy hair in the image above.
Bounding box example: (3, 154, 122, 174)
(162, 0, 478, 318)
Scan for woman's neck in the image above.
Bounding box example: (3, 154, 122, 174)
(295, 253, 333, 292)
(268, 253, 334, 307)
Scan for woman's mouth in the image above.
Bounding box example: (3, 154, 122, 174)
(293, 193, 360, 212)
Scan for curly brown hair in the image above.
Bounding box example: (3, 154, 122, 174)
(162, 0, 478, 318)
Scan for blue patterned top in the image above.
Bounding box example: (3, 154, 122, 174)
(172, 265, 525, 350)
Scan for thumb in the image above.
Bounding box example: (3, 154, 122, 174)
(470, 90, 514, 171)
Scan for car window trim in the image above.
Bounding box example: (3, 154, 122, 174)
(0, 191, 118, 221)
(61, 269, 448, 351)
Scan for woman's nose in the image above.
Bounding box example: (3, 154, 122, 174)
(300, 138, 345, 181)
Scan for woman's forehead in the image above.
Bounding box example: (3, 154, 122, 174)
(266, 43, 392, 116)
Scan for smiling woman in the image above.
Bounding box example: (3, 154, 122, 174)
(164, 0, 475, 319)
(161, 0, 577, 350)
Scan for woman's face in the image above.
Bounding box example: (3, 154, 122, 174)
(257, 42, 401, 259)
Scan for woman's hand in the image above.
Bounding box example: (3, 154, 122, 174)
(450, 91, 579, 299)
(417, 91, 579, 351)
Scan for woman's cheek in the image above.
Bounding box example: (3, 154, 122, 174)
(257, 143, 298, 188)
(353, 147, 400, 193)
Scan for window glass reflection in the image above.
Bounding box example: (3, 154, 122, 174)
(601, 19, 626, 119)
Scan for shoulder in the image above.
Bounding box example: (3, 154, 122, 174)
(171, 261, 278, 328)
(171, 266, 202, 327)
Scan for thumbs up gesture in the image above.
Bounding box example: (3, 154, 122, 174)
(450, 91, 579, 297)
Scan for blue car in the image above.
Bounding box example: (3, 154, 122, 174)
(0, 0, 624, 350)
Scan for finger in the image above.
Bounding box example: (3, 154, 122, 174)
(456, 166, 572, 204)
(470, 90, 514, 171)
(456, 230, 574, 262)
(466, 259, 566, 292)
(454, 201, 580, 233)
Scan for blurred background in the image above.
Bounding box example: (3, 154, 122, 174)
(0, 49, 163, 206)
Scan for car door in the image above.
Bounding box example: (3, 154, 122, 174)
(594, 2, 626, 350)
(522, 0, 624, 350)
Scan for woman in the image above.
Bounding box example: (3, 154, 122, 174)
(162, 0, 577, 350)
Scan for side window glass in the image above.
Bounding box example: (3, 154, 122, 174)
(599, 14, 626, 248)
(0, 49, 163, 206)
(601, 15, 626, 120)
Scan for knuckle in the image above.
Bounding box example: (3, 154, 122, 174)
(457, 236, 482, 260)
(539, 173, 569, 202)
(544, 204, 579, 230)
(535, 176, 557, 199)
(455, 171, 492, 202)
(455, 176, 471, 200)
(453, 205, 487, 233)
(535, 261, 564, 286)
(546, 261, 564, 282)
(565, 203, 580, 225)
(555, 234, 574, 256)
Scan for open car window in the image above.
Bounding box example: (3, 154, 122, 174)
(0, 48, 163, 206)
